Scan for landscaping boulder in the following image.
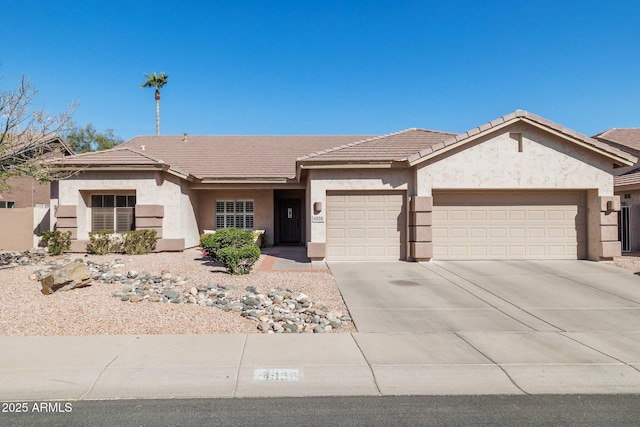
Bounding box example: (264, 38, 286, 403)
(40, 262, 92, 295)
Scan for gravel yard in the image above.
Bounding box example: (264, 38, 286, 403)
(0, 248, 355, 336)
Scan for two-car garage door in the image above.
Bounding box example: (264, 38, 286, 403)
(432, 190, 587, 260)
(325, 190, 587, 261)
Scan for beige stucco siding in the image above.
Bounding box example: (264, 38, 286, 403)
(198, 189, 275, 246)
(416, 124, 615, 196)
(161, 174, 199, 247)
(307, 168, 412, 243)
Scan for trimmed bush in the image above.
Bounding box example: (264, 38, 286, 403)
(40, 230, 72, 256)
(122, 229, 157, 254)
(86, 229, 157, 255)
(200, 228, 254, 259)
(216, 245, 261, 275)
(86, 230, 119, 255)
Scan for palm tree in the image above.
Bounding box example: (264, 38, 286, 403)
(141, 72, 169, 135)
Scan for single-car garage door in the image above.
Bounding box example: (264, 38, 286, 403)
(432, 190, 587, 260)
(327, 191, 406, 261)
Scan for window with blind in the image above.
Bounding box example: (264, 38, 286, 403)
(215, 200, 254, 230)
(91, 195, 136, 232)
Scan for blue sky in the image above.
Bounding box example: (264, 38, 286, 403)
(1, 0, 638, 141)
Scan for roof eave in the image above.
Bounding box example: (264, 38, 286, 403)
(298, 160, 405, 170)
(197, 177, 290, 184)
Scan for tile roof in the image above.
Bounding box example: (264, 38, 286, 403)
(407, 110, 636, 165)
(57, 135, 374, 180)
(615, 169, 640, 187)
(593, 128, 640, 153)
(52, 110, 636, 181)
(297, 128, 456, 162)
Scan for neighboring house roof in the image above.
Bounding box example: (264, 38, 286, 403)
(592, 128, 640, 188)
(593, 128, 640, 154)
(0, 133, 73, 165)
(615, 169, 640, 188)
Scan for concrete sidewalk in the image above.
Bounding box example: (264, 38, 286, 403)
(2, 330, 640, 401)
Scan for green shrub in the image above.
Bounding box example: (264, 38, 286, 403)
(122, 229, 157, 254)
(200, 228, 254, 259)
(86, 230, 118, 255)
(216, 245, 261, 275)
(40, 230, 72, 256)
(86, 229, 157, 255)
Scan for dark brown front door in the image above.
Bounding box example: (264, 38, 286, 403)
(279, 199, 301, 243)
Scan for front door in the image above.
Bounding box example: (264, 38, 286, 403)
(279, 199, 301, 244)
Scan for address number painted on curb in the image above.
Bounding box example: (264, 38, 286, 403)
(254, 369, 300, 381)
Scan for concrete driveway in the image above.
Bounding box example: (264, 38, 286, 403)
(329, 260, 640, 333)
(328, 260, 640, 394)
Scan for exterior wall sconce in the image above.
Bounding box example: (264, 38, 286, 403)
(313, 202, 322, 214)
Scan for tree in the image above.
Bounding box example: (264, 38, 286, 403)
(0, 71, 76, 185)
(140, 72, 168, 135)
(64, 122, 123, 153)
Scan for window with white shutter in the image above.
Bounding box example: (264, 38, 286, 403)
(91, 194, 136, 232)
(215, 200, 254, 230)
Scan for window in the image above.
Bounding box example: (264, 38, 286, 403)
(215, 200, 254, 230)
(0, 201, 15, 208)
(91, 194, 136, 232)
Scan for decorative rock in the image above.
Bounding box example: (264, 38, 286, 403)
(40, 262, 92, 295)
(245, 286, 258, 294)
(257, 322, 271, 332)
(129, 295, 143, 303)
(162, 289, 180, 300)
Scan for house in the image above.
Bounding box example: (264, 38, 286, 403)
(0, 134, 73, 251)
(593, 128, 640, 252)
(50, 110, 635, 261)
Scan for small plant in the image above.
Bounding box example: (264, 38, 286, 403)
(200, 228, 254, 259)
(122, 229, 157, 254)
(86, 230, 119, 255)
(40, 230, 72, 256)
(216, 245, 261, 275)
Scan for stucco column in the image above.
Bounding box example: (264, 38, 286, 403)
(599, 196, 622, 259)
(409, 196, 433, 261)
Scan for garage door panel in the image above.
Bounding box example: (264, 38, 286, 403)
(433, 190, 587, 260)
(327, 191, 406, 261)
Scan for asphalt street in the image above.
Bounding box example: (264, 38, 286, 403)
(2, 395, 640, 426)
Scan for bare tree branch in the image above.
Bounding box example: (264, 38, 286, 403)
(0, 71, 78, 186)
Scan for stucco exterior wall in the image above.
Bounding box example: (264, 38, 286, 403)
(416, 124, 615, 196)
(56, 171, 199, 247)
(57, 171, 160, 240)
(198, 189, 275, 246)
(307, 168, 412, 243)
